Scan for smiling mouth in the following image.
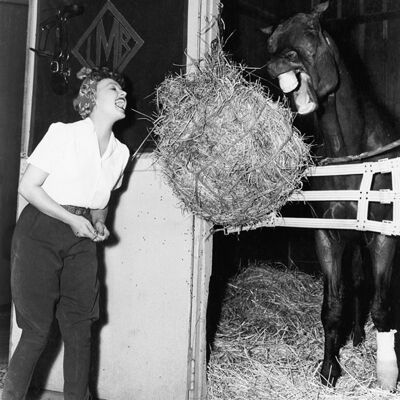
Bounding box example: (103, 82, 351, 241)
(115, 98, 126, 112)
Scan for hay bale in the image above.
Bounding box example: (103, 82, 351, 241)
(207, 263, 398, 400)
(153, 46, 312, 229)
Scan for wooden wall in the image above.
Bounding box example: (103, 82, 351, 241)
(30, 0, 187, 154)
(0, 1, 28, 305)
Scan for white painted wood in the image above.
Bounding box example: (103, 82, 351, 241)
(10, 154, 211, 399)
(186, 0, 219, 70)
(185, 1, 217, 398)
(20, 0, 37, 157)
(187, 218, 213, 400)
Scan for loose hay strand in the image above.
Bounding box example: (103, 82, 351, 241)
(153, 44, 312, 229)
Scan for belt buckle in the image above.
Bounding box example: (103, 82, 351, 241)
(62, 205, 89, 216)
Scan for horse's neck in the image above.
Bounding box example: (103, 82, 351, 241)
(318, 59, 364, 158)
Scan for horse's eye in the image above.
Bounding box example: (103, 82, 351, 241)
(285, 50, 298, 60)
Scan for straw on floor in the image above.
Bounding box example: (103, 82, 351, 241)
(207, 262, 399, 400)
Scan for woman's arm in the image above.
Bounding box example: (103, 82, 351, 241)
(19, 164, 98, 240)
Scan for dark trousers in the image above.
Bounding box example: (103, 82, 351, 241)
(2, 204, 99, 400)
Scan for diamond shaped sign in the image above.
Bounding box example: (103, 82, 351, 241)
(72, 1, 144, 72)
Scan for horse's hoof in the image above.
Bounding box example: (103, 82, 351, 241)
(319, 373, 338, 387)
(319, 363, 341, 387)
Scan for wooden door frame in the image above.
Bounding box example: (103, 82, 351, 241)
(20, 0, 37, 161)
(186, 2, 218, 399)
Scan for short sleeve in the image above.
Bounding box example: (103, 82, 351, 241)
(27, 123, 67, 174)
(113, 144, 130, 190)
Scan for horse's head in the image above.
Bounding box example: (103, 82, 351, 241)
(264, 1, 339, 115)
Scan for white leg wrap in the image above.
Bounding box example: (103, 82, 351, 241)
(376, 330, 398, 391)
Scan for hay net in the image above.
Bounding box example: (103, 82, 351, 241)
(153, 42, 312, 230)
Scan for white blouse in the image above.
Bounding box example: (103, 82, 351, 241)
(27, 118, 130, 209)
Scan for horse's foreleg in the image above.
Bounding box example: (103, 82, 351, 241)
(368, 234, 396, 330)
(315, 229, 345, 386)
(351, 245, 366, 346)
(368, 234, 398, 390)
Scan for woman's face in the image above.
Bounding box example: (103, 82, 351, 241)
(93, 78, 127, 121)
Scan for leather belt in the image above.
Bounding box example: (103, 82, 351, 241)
(61, 204, 91, 216)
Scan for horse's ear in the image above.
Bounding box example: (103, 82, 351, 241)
(260, 26, 274, 37)
(312, 1, 329, 18)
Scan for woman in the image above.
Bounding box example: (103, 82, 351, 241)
(2, 67, 130, 400)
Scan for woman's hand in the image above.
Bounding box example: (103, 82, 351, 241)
(90, 207, 110, 242)
(92, 220, 110, 242)
(69, 215, 98, 240)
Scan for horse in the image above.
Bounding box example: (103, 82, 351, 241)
(263, 1, 400, 389)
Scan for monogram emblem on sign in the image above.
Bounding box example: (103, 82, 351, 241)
(72, 0, 144, 72)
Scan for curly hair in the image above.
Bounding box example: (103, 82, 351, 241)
(73, 66, 125, 119)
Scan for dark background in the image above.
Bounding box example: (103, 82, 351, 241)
(208, 0, 400, 344)
(212, 0, 400, 273)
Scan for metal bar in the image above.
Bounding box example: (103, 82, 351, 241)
(392, 162, 400, 234)
(307, 164, 364, 176)
(267, 217, 358, 230)
(226, 217, 400, 236)
(225, 217, 358, 234)
(290, 190, 361, 201)
(289, 190, 398, 203)
(356, 169, 374, 230)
